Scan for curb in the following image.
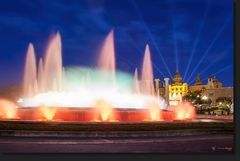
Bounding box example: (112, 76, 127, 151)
(0, 129, 233, 138)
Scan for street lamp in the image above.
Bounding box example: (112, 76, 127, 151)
(202, 95, 208, 100)
(201, 95, 208, 114)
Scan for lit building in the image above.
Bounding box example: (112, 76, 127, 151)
(188, 76, 223, 91)
(154, 70, 233, 105)
(168, 70, 188, 105)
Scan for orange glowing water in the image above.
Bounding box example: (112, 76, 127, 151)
(95, 99, 114, 121)
(0, 99, 17, 119)
(171, 102, 196, 120)
(148, 102, 162, 121)
(38, 107, 57, 121)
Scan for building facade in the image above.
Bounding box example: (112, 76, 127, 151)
(154, 70, 233, 105)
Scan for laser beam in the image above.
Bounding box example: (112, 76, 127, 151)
(131, 0, 173, 78)
(169, 0, 179, 72)
(102, 13, 165, 78)
(183, 0, 210, 81)
(199, 46, 232, 75)
(186, 16, 232, 83)
(189, 64, 233, 84)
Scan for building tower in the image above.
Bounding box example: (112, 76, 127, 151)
(169, 69, 188, 105)
(195, 73, 202, 85)
(207, 76, 214, 89)
(172, 69, 182, 85)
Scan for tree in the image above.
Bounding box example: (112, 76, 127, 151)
(183, 90, 212, 114)
(183, 90, 204, 104)
(216, 97, 232, 105)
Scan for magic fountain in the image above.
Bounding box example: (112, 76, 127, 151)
(0, 30, 195, 122)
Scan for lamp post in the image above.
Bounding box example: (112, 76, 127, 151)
(202, 95, 208, 101)
(201, 95, 208, 114)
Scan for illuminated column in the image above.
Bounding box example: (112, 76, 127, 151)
(164, 78, 170, 105)
(154, 78, 160, 97)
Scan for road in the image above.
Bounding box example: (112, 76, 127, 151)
(0, 134, 233, 153)
(0, 135, 234, 153)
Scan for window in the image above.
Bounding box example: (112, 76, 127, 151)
(209, 93, 214, 97)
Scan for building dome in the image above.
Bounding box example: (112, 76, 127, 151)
(173, 69, 182, 84)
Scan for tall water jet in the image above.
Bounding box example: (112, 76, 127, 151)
(98, 30, 116, 86)
(141, 44, 154, 95)
(23, 43, 38, 97)
(42, 32, 63, 92)
(38, 58, 44, 93)
(133, 68, 140, 94)
(62, 67, 65, 89)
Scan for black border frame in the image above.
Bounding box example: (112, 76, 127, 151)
(0, 0, 239, 160)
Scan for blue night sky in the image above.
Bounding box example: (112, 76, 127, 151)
(0, 0, 233, 86)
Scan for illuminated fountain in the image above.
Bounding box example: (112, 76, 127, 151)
(33, 107, 57, 121)
(23, 43, 38, 98)
(133, 68, 140, 94)
(147, 102, 163, 121)
(9, 29, 196, 122)
(98, 29, 116, 87)
(141, 44, 154, 95)
(94, 99, 117, 122)
(168, 101, 196, 121)
(0, 99, 18, 119)
(140, 45, 163, 121)
(41, 32, 63, 93)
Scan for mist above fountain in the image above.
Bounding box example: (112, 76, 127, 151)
(15, 29, 195, 122)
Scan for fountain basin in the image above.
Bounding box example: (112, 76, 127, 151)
(14, 107, 177, 122)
